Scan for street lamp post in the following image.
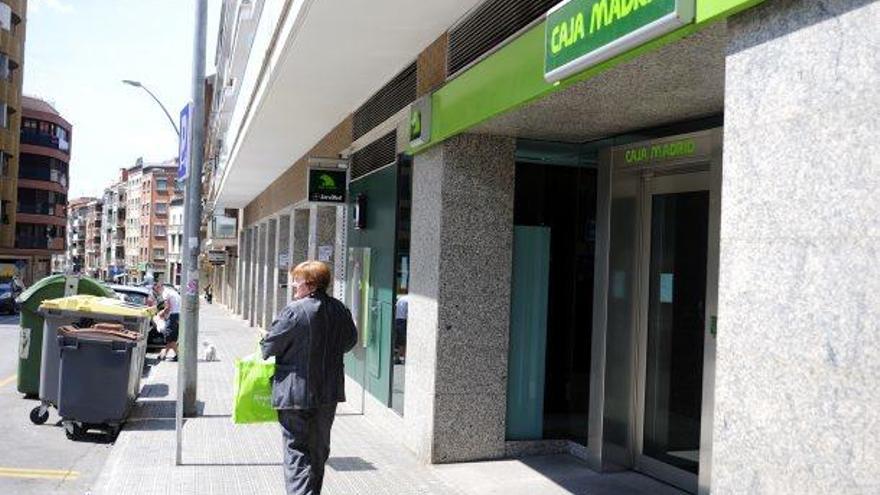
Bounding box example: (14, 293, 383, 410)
(122, 80, 181, 138)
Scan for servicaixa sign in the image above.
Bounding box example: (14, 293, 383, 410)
(544, 0, 694, 82)
(307, 167, 347, 204)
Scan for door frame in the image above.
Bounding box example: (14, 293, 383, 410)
(632, 169, 715, 494)
(588, 128, 722, 494)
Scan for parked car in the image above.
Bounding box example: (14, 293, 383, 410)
(106, 284, 166, 350)
(0, 281, 22, 314)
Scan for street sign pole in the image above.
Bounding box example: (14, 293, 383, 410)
(176, 0, 207, 466)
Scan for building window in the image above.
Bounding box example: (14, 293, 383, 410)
(154, 225, 167, 237)
(153, 248, 165, 260)
(156, 202, 168, 214)
(0, 103, 7, 129)
(55, 126, 70, 152)
(0, 4, 10, 32)
(0, 53, 9, 81)
(156, 178, 168, 192)
(17, 188, 67, 216)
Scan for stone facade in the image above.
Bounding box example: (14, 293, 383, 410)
(714, 0, 880, 493)
(407, 134, 516, 463)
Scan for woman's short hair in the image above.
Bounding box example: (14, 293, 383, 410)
(291, 261, 331, 291)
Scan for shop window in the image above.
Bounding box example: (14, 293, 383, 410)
(511, 161, 598, 445)
(391, 156, 414, 417)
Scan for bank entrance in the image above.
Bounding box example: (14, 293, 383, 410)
(599, 129, 721, 492)
(505, 125, 720, 493)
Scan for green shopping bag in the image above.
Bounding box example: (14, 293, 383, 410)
(232, 352, 277, 424)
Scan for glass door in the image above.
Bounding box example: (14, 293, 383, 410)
(635, 171, 713, 493)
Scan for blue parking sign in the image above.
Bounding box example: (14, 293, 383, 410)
(178, 103, 191, 180)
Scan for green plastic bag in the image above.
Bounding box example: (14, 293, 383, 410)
(232, 352, 277, 424)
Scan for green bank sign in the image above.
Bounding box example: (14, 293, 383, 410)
(544, 0, 695, 82)
(307, 167, 347, 204)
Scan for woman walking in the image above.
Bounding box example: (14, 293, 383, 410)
(261, 261, 358, 495)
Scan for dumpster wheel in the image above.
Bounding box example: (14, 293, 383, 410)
(64, 421, 84, 441)
(29, 406, 49, 425)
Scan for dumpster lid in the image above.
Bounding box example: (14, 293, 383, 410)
(39, 295, 155, 318)
(17, 274, 66, 303)
(59, 324, 140, 342)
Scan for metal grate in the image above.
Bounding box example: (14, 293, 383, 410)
(351, 132, 397, 180)
(352, 64, 417, 141)
(448, 0, 564, 76)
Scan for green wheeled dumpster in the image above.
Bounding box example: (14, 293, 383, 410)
(15, 275, 114, 397)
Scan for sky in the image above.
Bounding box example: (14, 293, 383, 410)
(24, 0, 222, 199)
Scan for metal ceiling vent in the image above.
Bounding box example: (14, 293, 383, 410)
(352, 63, 417, 141)
(448, 0, 564, 76)
(351, 132, 397, 180)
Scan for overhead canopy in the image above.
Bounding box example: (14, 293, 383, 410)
(215, 0, 485, 208)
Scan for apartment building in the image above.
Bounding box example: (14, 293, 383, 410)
(123, 162, 142, 282)
(167, 196, 183, 287)
(82, 198, 102, 277)
(99, 169, 127, 281)
(64, 197, 93, 275)
(0, 0, 26, 281)
(137, 159, 177, 283)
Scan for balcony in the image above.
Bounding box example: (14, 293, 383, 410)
(18, 202, 63, 216)
(16, 235, 64, 250)
(20, 130, 71, 153)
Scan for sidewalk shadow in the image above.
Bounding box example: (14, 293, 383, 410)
(327, 457, 376, 472)
(129, 399, 206, 422)
(123, 418, 176, 432)
(141, 383, 169, 398)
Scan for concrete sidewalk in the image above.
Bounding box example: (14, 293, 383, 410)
(93, 303, 682, 495)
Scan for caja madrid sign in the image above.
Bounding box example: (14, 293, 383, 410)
(544, 0, 694, 82)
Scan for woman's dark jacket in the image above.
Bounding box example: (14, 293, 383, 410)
(261, 292, 358, 410)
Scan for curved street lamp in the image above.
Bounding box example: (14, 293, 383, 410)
(122, 80, 181, 138)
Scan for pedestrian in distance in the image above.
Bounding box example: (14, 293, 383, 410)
(261, 261, 358, 495)
(152, 281, 182, 362)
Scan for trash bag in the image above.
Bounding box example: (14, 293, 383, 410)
(232, 352, 277, 424)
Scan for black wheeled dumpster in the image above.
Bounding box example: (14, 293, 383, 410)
(29, 295, 153, 426)
(57, 323, 147, 440)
